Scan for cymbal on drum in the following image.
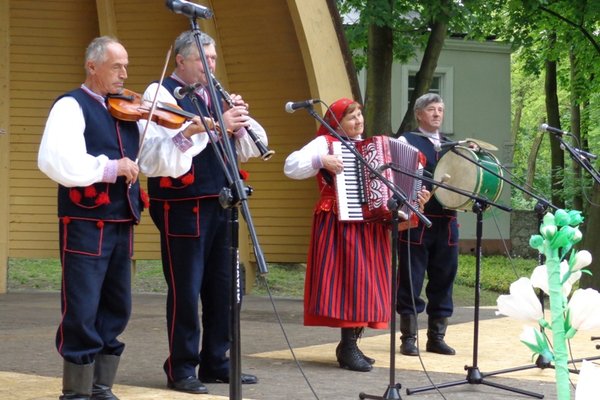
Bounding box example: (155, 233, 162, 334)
(464, 138, 498, 151)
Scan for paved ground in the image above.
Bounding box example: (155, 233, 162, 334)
(1, 290, 590, 400)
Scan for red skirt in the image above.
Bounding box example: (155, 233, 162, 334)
(304, 208, 391, 329)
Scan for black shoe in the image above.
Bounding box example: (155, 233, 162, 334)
(426, 339, 456, 355)
(338, 341, 375, 365)
(399, 337, 419, 356)
(167, 376, 209, 394)
(199, 373, 258, 385)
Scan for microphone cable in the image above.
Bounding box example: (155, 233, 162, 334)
(401, 218, 449, 400)
(255, 275, 321, 399)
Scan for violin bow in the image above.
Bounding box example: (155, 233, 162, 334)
(135, 45, 173, 163)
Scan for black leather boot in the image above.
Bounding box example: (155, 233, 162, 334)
(353, 327, 375, 365)
(426, 317, 456, 355)
(335, 328, 372, 372)
(399, 314, 419, 356)
(91, 354, 120, 400)
(60, 360, 94, 400)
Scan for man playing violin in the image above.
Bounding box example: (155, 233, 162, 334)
(141, 30, 268, 394)
(38, 36, 207, 400)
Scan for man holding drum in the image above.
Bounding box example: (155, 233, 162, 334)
(397, 93, 458, 356)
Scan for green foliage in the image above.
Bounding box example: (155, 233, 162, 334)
(337, 0, 500, 70)
(455, 255, 538, 293)
(253, 263, 306, 298)
(7, 258, 62, 291)
(8, 256, 540, 304)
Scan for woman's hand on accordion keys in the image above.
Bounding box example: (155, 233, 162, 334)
(322, 154, 344, 174)
(416, 188, 431, 212)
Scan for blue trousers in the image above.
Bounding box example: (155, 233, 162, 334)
(396, 215, 459, 318)
(56, 219, 133, 364)
(150, 197, 233, 382)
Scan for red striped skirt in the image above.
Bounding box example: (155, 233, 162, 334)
(304, 209, 391, 329)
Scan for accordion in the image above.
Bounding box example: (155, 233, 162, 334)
(332, 136, 422, 224)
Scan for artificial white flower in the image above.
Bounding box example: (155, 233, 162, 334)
(531, 261, 582, 297)
(496, 277, 544, 323)
(571, 250, 592, 272)
(567, 288, 600, 332)
(519, 326, 553, 362)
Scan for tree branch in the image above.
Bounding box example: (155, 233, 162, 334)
(540, 6, 600, 55)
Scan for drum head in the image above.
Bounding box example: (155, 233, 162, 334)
(433, 147, 478, 210)
(433, 146, 504, 211)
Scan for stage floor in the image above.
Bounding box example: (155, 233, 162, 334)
(2, 292, 598, 399)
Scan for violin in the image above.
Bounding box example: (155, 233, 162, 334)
(107, 88, 213, 130)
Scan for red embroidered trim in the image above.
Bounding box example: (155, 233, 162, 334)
(84, 186, 97, 198)
(160, 177, 172, 188)
(181, 173, 194, 185)
(140, 188, 150, 209)
(95, 192, 110, 205)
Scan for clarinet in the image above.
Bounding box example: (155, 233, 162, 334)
(211, 74, 275, 161)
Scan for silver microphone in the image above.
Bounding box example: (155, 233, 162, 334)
(165, 0, 212, 19)
(173, 83, 203, 100)
(285, 99, 320, 113)
(540, 123, 569, 136)
(433, 140, 469, 152)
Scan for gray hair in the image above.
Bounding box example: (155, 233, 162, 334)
(174, 31, 215, 63)
(414, 93, 444, 117)
(85, 36, 120, 67)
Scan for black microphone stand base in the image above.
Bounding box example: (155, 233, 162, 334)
(406, 366, 543, 398)
(482, 354, 600, 377)
(405, 202, 543, 399)
(359, 384, 402, 400)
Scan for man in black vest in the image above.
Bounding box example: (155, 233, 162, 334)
(141, 31, 268, 394)
(38, 36, 206, 400)
(397, 93, 458, 357)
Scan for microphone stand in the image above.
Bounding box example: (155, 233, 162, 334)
(395, 147, 545, 398)
(550, 132, 600, 185)
(478, 133, 600, 379)
(300, 105, 430, 400)
(182, 17, 269, 400)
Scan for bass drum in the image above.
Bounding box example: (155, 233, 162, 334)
(433, 146, 503, 211)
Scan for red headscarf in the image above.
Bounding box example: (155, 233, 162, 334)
(316, 97, 356, 136)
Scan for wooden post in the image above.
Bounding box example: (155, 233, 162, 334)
(0, 0, 10, 293)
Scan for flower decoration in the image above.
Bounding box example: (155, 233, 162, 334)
(496, 277, 545, 325)
(519, 326, 553, 363)
(497, 208, 598, 400)
(530, 261, 581, 298)
(565, 288, 600, 338)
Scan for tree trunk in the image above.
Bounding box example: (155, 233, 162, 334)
(569, 49, 583, 211)
(364, 20, 393, 137)
(525, 133, 544, 199)
(581, 181, 600, 291)
(544, 55, 565, 209)
(395, 12, 448, 136)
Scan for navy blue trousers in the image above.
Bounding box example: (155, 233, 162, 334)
(396, 215, 459, 318)
(56, 219, 133, 364)
(150, 197, 233, 382)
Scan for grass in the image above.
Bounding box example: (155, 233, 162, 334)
(7, 255, 540, 307)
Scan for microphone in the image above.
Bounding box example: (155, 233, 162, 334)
(434, 140, 469, 152)
(540, 123, 570, 136)
(173, 83, 203, 100)
(285, 99, 320, 113)
(165, 0, 213, 19)
(574, 147, 598, 160)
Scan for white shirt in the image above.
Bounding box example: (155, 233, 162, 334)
(37, 85, 206, 188)
(140, 81, 268, 164)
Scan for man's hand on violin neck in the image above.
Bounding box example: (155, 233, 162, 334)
(117, 157, 139, 184)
